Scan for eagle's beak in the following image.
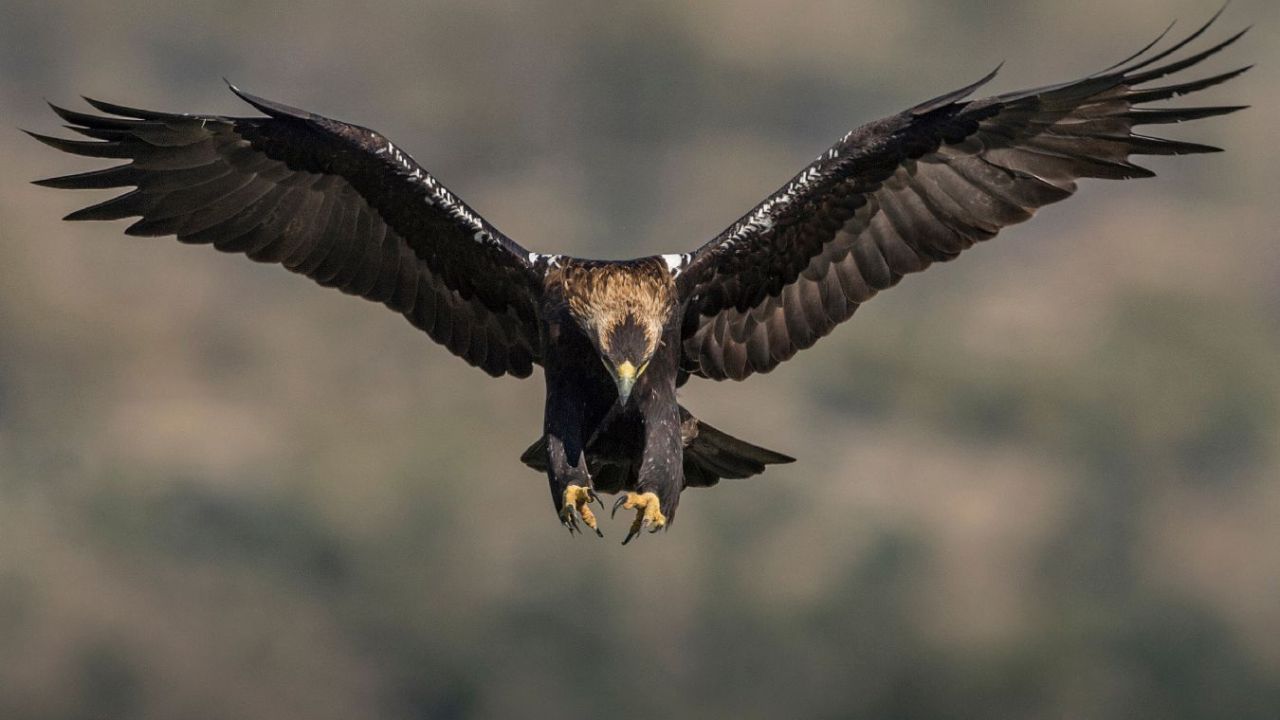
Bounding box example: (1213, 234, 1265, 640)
(614, 361, 638, 405)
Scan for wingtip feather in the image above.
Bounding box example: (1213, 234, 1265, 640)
(32, 173, 79, 189)
(78, 96, 167, 120)
(24, 129, 129, 158)
(1123, 25, 1250, 88)
(1126, 65, 1251, 105)
(1119, 3, 1229, 75)
(225, 82, 311, 120)
(1095, 20, 1176, 77)
(911, 62, 1003, 116)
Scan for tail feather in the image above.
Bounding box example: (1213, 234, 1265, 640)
(519, 435, 550, 472)
(679, 409, 794, 487)
(518, 406, 793, 488)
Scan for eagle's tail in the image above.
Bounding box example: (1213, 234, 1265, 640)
(518, 406, 794, 488)
(677, 409, 795, 487)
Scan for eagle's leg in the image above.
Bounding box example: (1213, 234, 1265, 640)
(542, 356, 614, 537)
(611, 491, 666, 544)
(612, 361, 682, 544)
(545, 428, 602, 536)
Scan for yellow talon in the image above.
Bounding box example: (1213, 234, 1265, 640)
(613, 491, 666, 544)
(561, 485, 601, 536)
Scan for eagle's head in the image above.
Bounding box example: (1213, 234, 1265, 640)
(562, 259, 676, 405)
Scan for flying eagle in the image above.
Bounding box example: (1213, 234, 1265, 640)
(31, 13, 1246, 542)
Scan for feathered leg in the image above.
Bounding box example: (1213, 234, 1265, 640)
(612, 336, 682, 544)
(542, 343, 614, 537)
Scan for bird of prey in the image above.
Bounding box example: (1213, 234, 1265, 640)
(30, 13, 1246, 542)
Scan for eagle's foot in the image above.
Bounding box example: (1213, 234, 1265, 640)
(611, 491, 666, 545)
(560, 485, 603, 537)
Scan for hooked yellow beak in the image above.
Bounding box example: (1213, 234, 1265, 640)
(613, 360, 646, 405)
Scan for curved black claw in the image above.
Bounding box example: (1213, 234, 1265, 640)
(561, 485, 604, 538)
(622, 525, 641, 545)
(562, 513, 581, 535)
(611, 495, 627, 519)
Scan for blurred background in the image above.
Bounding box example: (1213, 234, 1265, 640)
(1, 0, 1277, 717)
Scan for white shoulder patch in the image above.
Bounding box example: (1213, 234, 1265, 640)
(661, 253, 689, 275)
(726, 160, 833, 243)
(528, 253, 562, 268)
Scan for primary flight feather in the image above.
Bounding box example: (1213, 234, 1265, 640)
(31, 11, 1247, 542)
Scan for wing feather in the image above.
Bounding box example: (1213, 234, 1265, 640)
(32, 86, 545, 377)
(679, 13, 1247, 381)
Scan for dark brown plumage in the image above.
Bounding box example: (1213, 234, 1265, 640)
(676, 18, 1249, 382)
(30, 11, 1246, 541)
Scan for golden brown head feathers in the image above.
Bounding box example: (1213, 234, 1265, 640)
(554, 258, 675, 361)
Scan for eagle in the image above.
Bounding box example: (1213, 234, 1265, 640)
(30, 13, 1246, 543)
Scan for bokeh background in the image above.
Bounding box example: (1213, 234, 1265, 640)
(1, 1, 1277, 718)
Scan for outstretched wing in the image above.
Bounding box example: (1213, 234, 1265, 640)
(30, 85, 543, 378)
(677, 13, 1248, 382)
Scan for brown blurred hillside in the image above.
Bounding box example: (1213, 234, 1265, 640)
(1, 1, 1277, 718)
